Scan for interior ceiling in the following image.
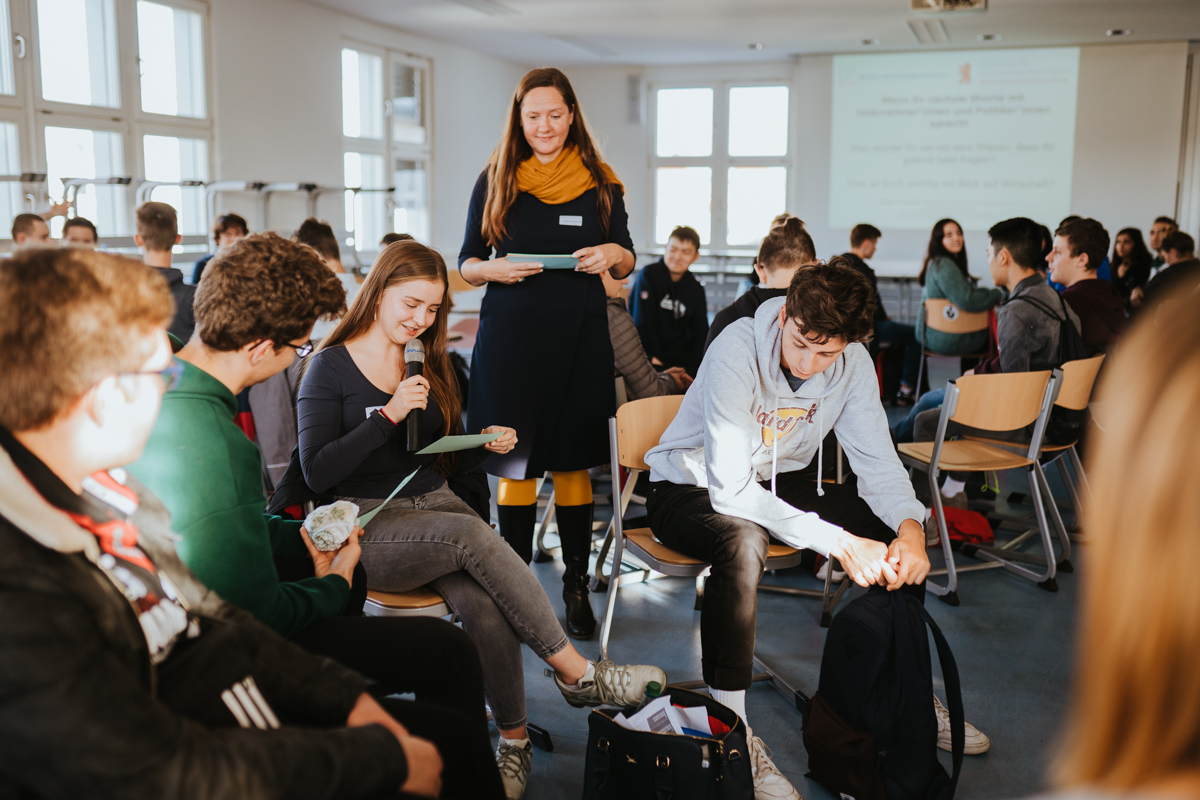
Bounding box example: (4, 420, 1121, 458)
(306, 0, 1200, 67)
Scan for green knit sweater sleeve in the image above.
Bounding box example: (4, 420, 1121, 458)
(129, 381, 349, 638)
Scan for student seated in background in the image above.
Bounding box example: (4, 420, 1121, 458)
(11, 212, 50, 248)
(1048, 215, 1110, 290)
(706, 216, 813, 350)
(127, 232, 505, 799)
(645, 263, 987, 800)
(1147, 215, 1178, 273)
(629, 224, 709, 376)
(1047, 218, 1124, 353)
(295, 217, 361, 339)
(191, 212, 249, 284)
(295, 239, 666, 800)
(1109, 227, 1154, 312)
(843, 223, 923, 405)
(61, 216, 98, 248)
(1136, 230, 1200, 309)
(381, 232, 416, 246)
(1043, 289, 1200, 800)
(916, 217, 1005, 359)
(896, 218, 1081, 515)
(136, 201, 196, 344)
(737, 212, 798, 296)
(602, 267, 690, 400)
(0, 247, 494, 800)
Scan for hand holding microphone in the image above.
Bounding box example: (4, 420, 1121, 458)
(382, 339, 428, 451)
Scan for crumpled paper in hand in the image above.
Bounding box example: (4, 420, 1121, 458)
(304, 501, 360, 552)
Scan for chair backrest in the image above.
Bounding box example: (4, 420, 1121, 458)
(447, 270, 477, 295)
(1055, 355, 1105, 411)
(949, 370, 1053, 431)
(615, 394, 686, 471)
(924, 298, 990, 335)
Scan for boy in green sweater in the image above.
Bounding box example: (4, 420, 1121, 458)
(129, 234, 500, 763)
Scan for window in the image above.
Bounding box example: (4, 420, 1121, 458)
(143, 134, 208, 235)
(344, 151, 386, 252)
(342, 48, 383, 140)
(651, 82, 790, 248)
(0, 0, 14, 96)
(342, 46, 431, 255)
(0, 122, 21, 231)
(137, 0, 205, 118)
(44, 125, 125, 235)
(37, 0, 121, 108)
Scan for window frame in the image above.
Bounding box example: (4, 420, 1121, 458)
(649, 78, 793, 251)
(341, 40, 433, 256)
(0, 0, 215, 241)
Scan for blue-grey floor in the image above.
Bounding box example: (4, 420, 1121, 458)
(494, 358, 1080, 799)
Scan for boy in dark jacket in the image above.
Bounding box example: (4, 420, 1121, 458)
(1048, 217, 1125, 353)
(0, 248, 505, 798)
(629, 225, 709, 376)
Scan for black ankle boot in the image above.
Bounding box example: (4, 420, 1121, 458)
(556, 503, 597, 640)
(497, 502, 537, 565)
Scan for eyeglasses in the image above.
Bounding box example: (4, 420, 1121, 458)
(285, 340, 314, 358)
(116, 360, 185, 394)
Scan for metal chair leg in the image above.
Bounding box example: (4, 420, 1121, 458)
(533, 488, 557, 563)
(916, 352, 927, 402)
(598, 526, 627, 662)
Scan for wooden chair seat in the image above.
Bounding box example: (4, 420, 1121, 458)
(624, 529, 800, 568)
(366, 586, 447, 611)
(963, 434, 1074, 453)
(898, 439, 1035, 472)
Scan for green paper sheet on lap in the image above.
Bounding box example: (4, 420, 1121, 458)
(357, 468, 420, 528)
(416, 432, 502, 455)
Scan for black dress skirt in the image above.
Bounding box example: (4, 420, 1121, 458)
(459, 170, 634, 480)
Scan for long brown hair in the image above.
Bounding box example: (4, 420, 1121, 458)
(482, 67, 616, 247)
(1054, 286, 1200, 789)
(918, 218, 968, 286)
(317, 241, 462, 475)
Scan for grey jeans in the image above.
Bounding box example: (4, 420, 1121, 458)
(342, 481, 569, 730)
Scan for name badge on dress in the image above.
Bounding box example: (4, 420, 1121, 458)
(366, 405, 385, 419)
(559, 215, 583, 227)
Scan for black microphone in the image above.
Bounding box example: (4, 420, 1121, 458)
(404, 338, 426, 452)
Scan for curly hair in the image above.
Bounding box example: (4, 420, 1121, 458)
(784, 257, 876, 344)
(194, 232, 347, 351)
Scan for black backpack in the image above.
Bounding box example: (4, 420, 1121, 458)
(803, 588, 963, 800)
(1007, 293, 1088, 445)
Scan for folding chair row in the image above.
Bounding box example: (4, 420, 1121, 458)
(897, 368, 1067, 605)
(916, 299, 993, 401)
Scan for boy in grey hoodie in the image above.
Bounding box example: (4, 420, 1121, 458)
(645, 263, 986, 796)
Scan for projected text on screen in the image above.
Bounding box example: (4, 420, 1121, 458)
(830, 47, 1080, 231)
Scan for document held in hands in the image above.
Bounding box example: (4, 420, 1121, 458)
(415, 432, 502, 455)
(612, 695, 713, 737)
(357, 468, 419, 528)
(507, 253, 581, 270)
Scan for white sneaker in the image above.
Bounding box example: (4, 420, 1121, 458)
(933, 695, 990, 754)
(924, 513, 941, 547)
(815, 559, 845, 583)
(495, 737, 532, 799)
(746, 726, 801, 800)
(554, 660, 667, 708)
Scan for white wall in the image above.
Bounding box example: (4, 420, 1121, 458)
(206, 0, 525, 260)
(571, 41, 1191, 284)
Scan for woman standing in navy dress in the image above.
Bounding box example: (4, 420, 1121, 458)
(459, 67, 635, 639)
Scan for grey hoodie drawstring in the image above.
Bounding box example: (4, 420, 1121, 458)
(771, 396, 779, 497)
(815, 401, 825, 497)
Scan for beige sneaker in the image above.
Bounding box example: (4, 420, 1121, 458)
(933, 695, 990, 754)
(924, 513, 941, 547)
(495, 737, 532, 799)
(746, 726, 801, 800)
(554, 659, 667, 709)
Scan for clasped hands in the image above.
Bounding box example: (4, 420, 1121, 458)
(830, 518, 930, 591)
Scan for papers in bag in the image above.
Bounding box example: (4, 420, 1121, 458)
(613, 695, 713, 737)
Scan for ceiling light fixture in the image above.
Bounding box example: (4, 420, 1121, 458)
(1106, 28, 1131, 36)
(749, 43, 763, 50)
(862, 38, 881, 46)
(976, 33, 1001, 41)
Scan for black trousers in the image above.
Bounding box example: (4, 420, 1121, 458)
(646, 472, 925, 691)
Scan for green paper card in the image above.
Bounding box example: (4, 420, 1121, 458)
(416, 432, 502, 455)
(357, 468, 419, 528)
(507, 253, 580, 270)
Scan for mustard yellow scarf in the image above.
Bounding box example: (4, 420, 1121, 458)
(516, 146, 622, 205)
